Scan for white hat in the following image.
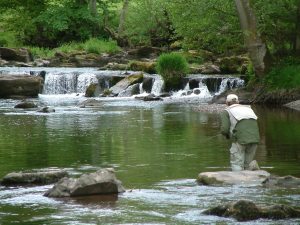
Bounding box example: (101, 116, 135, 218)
(226, 94, 239, 103)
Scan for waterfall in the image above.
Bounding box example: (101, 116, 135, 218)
(215, 77, 245, 95)
(3, 66, 244, 98)
(77, 73, 98, 93)
(151, 76, 164, 95)
(43, 72, 99, 94)
(43, 73, 78, 94)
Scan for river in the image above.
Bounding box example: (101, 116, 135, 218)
(0, 68, 299, 224)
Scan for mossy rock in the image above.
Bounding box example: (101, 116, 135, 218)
(129, 61, 156, 74)
(85, 83, 100, 97)
(217, 55, 250, 74)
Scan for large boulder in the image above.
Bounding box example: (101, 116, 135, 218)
(109, 73, 144, 96)
(118, 83, 140, 97)
(203, 200, 300, 222)
(197, 170, 270, 186)
(1, 169, 68, 186)
(44, 168, 125, 198)
(0, 47, 33, 63)
(0, 75, 43, 98)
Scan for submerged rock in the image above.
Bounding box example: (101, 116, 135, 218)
(135, 94, 163, 101)
(1, 169, 68, 186)
(197, 170, 270, 186)
(77, 99, 102, 108)
(263, 175, 300, 188)
(14, 101, 37, 109)
(203, 199, 300, 222)
(37, 106, 55, 113)
(44, 168, 125, 198)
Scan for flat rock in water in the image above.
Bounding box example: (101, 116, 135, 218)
(197, 170, 270, 186)
(284, 100, 300, 111)
(1, 169, 68, 186)
(203, 199, 300, 222)
(44, 168, 125, 198)
(263, 175, 300, 188)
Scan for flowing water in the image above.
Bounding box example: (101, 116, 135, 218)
(0, 68, 299, 225)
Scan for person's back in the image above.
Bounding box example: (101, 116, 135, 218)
(234, 118, 260, 145)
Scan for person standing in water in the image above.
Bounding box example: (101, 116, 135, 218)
(220, 94, 260, 171)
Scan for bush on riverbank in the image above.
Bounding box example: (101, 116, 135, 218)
(264, 63, 300, 90)
(156, 53, 189, 91)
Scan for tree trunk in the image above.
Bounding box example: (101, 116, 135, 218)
(118, 0, 129, 35)
(295, 1, 300, 54)
(89, 0, 98, 17)
(104, 0, 130, 47)
(234, 0, 269, 78)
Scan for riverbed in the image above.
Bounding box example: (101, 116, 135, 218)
(0, 94, 299, 224)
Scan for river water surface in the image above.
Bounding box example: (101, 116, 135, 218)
(0, 78, 299, 224)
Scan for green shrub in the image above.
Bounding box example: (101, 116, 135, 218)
(0, 31, 19, 47)
(156, 53, 189, 90)
(264, 64, 300, 90)
(0, 38, 7, 47)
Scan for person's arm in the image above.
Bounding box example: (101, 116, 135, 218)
(220, 110, 230, 139)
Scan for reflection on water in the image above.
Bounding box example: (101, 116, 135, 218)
(0, 98, 299, 224)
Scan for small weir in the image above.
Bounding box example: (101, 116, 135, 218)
(0, 67, 245, 98)
(35, 69, 244, 98)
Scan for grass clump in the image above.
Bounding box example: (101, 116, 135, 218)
(84, 38, 120, 54)
(156, 53, 189, 91)
(29, 47, 55, 58)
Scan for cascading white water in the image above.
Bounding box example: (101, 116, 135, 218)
(77, 73, 98, 93)
(215, 77, 245, 95)
(40, 70, 244, 99)
(43, 73, 78, 94)
(151, 76, 164, 95)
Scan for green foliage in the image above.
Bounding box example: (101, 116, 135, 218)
(264, 61, 300, 89)
(168, 0, 243, 54)
(156, 53, 189, 90)
(253, 0, 299, 56)
(27, 38, 120, 58)
(29, 47, 55, 59)
(84, 38, 120, 54)
(27, 2, 101, 47)
(124, 0, 175, 46)
(0, 32, 19, 47)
